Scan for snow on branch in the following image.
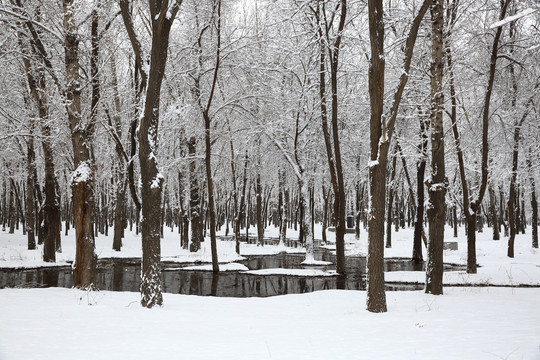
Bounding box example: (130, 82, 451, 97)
(71, 161, 92, 185)
(490, 8, 537, 29)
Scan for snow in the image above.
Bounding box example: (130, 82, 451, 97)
(243, 268, 337, 277)
(181, 262, 248, 271)
(490, 8, 537, 29)
(150, 172, 164, 189)
(70, 161, 92, 184)
(0, 287, 539, 359)
(1, 224, 539, 359)
(300, 259, 333, 266)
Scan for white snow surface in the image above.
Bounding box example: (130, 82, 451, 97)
(243, 268, 337, 277)
(1, 224, 540, 359)
(0, 287, 539, 359)
(181, 262, 248, 271)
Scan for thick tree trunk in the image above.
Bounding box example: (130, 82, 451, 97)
(425, 0, 446, 295)
(65, 0, 97, 287)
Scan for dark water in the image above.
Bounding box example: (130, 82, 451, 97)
(0, 252, 463, 297)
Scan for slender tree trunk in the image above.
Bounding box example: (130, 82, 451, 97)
(203, 114, 219, 272)
(413, 115, 428, 263)
(256, 170, 264, 247)
(113, 172, 126, 252)
(386, 151, 397, 248)
(489, 182, 500, 240)
(25, 137, 36, 250)
(8, 179, 15, 234)
(453, 205, 458, 238)
(188, 137, 203, 253)
(527, 152, 538, 248)
(238, 151, 249, 247)
(278, 168, 287, 246)
(300, 178, 314, 262)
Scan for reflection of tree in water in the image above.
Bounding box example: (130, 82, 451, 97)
(0, 255, 433, 294)
(42, 269, 58, 287)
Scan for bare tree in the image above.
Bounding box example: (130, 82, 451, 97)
(448, 0, 511, 273)
(121, 0, 182, 308)
(366, 0, 430, 312)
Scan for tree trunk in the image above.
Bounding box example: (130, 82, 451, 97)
(8, 178, 15, 234)
(453, 205, 458, 238)
(425, 0, 446, 295)
(278, 167, 287, 246)
(25, 136, 36, 250)
(386, 151, 397, 248)
(188, 136, 203, 252)
(489, 182, 499, 240)
(256, 170, 263, 246)
(113, 173, 126, 252)
(413, 115, 428, 263)
(466, 214, 477, 273)
(120, 0, 181, 307)
(527, 152, 538, 248)
(366, 0, 429, 312)
(65, 0, 98, 288)
(300, 178, 314, 262)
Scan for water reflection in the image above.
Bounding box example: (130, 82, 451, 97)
(0, 252, 454, 297)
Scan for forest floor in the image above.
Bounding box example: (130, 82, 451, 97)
(0, 224, 539, 359)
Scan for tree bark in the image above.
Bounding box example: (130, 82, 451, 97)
(278, 167, 288, 246)
(488, 182, 500, 240)
(366, 0, 430, 312)
(413, 114, 428, 263)
(188, 136, 203, 252)
(120, 0, 182, 308)
(65, 0, 98, 288)
(25, 135, 36, 250)
(386, 151, 397, 248)
(425, 0, 446, 295)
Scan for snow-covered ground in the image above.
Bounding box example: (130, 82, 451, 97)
(0, 223, 539, 359)
(0, 287, 539, 360)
